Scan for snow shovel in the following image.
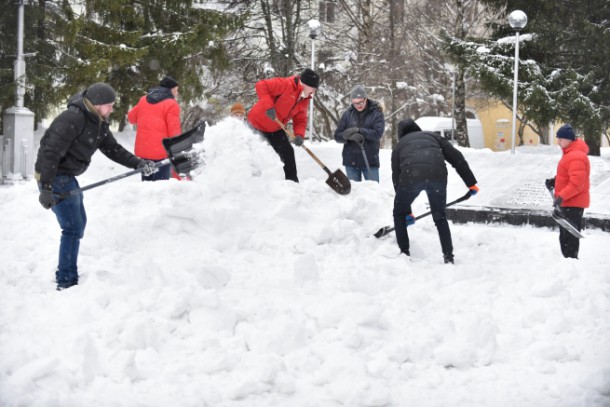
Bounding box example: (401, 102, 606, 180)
(162, 120, 206, 175)
(373, 190, 472, 238)
(545, 185, 584, 239)
(52, 122, 206, 206)
(266, 113, 351, 195)
(359, 142, 372, 178)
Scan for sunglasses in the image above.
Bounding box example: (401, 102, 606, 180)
(353, 99, 366, 107)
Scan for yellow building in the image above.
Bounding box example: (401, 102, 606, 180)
(468, 99, 541, 151)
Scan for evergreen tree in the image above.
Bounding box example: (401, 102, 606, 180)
(2, 0, 242, 130)
(443, 0, 610, 155)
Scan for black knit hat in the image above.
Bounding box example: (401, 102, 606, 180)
(85, 83, 116, 105)
(556, 124, 575, 141)
(300, 68, 320, 89)
(160, 76, 179, 89)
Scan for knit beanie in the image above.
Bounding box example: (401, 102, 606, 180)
(300, 68, 320, 89)
(556, 124, 575, 141)
(230, 102, 246, 116)
(350, 85, 368, 100)
(85, 83, 116, 105)
(160, 76, 179, 89)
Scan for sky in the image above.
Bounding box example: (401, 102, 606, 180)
(1, 118, 610, 407)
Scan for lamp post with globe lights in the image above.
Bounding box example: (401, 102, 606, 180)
(307, 20, 320, 141)
(508, 10, 527, 154)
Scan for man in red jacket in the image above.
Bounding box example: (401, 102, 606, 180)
(128, 76, 182, 181)
(546, 124, 590, 258)
(247, 68, 320, 182)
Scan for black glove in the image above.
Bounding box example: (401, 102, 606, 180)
(265, 108, 276, 120)
(553, 196, 563, 208)
(553, 196, 563, 216)
(346, 132, 364, 144)
(39, 187, 56, 210)
(342, 127, 359, 139)
(293, 136, 304, 146)
(545, 178, 555, 190)
(138, 160, 158, 176)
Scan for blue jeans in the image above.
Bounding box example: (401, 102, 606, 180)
(393, 180, 452, 257)
(141, 161, 171, 181)
(345, 165, 379, 182)
(41, 175, 87, 287)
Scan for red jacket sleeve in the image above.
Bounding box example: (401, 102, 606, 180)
(127, 103, 139, 124)
(165, 101, 182, 137)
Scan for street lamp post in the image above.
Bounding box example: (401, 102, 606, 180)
(307, 20, 320, 141)
(508, 10, 527, 155)
(2, 0, 35, 183)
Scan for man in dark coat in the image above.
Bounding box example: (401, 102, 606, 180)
(391, 119, 479, 264)
(35, 82, 157, 290)
(334, 85, 385, 182)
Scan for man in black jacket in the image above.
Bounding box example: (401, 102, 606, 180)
(334, 85, 385, 182)
(391, 119, 479, 264)
(35, 82, 157, 290)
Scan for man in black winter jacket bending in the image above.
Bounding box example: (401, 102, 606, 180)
(35, 82, 157, 290)
(391, 119, 479, 264)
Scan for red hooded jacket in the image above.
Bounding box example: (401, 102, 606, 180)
(128, 87, 181, 160)
(247, 76, 310, 137)
(555, 138, 590, 208)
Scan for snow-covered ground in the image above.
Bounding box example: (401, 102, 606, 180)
(1, 118, 609, 407)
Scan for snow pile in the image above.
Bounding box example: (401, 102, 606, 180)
(0, 119, 609, 407)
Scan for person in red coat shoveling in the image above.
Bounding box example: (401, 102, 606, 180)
(128, 75, 182, 181)
(545, 124, 590, 258)
(247, 68, 320, 182)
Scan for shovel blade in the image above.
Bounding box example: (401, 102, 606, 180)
(374, 226, 394, 238)
(162, 121, 206, 173)
(326, 169, 351, 195)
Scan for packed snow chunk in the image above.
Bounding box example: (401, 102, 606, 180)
(4, 356, 60, 395)
(134, 347, 161, 379)
(194, 264, 231, 289)
(529, 341, 570, 362)
(589, 368, 610, 397)
(198, 346, 241, 374)
(293, 254, 320, 285)
(434, 314, 498, 369)
(188, 303, 237, 333)
(236, 311, 308, 355)
(327, 376, 391, 407)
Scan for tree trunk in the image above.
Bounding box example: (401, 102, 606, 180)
(454, 67, 469, 147)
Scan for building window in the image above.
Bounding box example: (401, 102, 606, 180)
(319, 1, 336, 23)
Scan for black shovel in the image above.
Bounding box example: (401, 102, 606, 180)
(267, 113, 351, 195)
(545, 184, 584, 239)
(374, 190, 472, 238)
(52, 122, 206, 206)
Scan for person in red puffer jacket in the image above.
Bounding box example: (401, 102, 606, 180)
(128, 75, 182, 181)
(247, 68, 320, 182)
(546, 124, 590, 258)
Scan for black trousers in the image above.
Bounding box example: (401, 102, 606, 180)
(262, 129, 299, 182)
(559, 207, 584, 259)
(393, 180, 452, 258)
